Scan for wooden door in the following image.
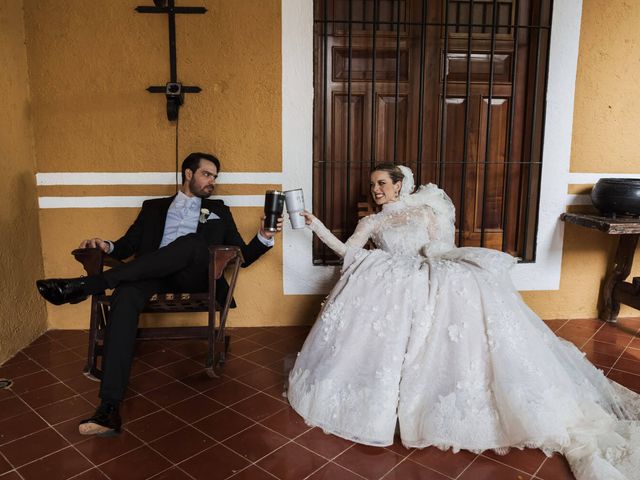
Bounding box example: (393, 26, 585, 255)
(313, 0, 548, 263)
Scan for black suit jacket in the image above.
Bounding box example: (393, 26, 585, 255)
(109, 195, 270, 302)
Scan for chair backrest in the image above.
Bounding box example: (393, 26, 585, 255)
(357, 196, 375, 250)
(357, 197, 373, 219)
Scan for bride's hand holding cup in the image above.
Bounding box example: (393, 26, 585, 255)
(299, 211, 316, 226)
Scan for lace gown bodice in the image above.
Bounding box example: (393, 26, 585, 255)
(370, 203, 454, 257)
(309, 184, 457, 260)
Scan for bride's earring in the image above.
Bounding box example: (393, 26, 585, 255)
(395, 181, 402, 199)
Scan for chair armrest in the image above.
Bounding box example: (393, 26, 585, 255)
(207, 245, 244, 280)
(71, 248, 125, 276)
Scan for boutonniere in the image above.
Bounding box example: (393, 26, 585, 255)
(199, 208, 210, 224)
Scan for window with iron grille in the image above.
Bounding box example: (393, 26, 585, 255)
(313, 0, 552, 264)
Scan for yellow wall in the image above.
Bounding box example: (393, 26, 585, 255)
(570, 0, 640, 174)
(13, 0, 640, 335)
(23, 0, 282, 173)
(521, 0, 640, 319)
(0, 0, 48, 363)
(25, 0, 323, 329)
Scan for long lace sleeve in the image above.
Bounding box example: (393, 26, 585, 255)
(308, 216, 374, 258)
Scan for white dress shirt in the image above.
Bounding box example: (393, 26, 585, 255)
(159, 191, 203, 248)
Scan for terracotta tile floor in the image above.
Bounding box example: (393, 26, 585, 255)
(1, 319, 639, 480)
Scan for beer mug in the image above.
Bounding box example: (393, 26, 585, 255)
(263, 190, 285, 232)
(284, 189, 306, 229)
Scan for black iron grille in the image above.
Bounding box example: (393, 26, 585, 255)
(313, 0, 552, 264)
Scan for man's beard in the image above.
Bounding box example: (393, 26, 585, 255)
(190, 179, 213, 198)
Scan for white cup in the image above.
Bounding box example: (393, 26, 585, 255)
(284, 189, 306, 229)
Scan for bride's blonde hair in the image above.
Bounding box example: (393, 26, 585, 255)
(371, 163, 404, 185)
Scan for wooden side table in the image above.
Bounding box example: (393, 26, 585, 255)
(560, 213, 640, 322)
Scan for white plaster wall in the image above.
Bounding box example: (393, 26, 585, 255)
(281, 0, 584, 293)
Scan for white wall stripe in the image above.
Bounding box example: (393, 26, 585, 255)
(38, 195, 265, 209)
(36, 193, 596, 209)
(36, 171, 638, 187)
(567, 172, 640, 184)
(36, 172, 283, 186)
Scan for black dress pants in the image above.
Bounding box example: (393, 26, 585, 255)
(99, 234, 209, 402)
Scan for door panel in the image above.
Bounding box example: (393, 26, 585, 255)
(314, 0, 548, 263)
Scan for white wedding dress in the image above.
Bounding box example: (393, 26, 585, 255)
(287, 181, 640, 480)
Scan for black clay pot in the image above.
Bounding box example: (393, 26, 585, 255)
(590, 178, 640, 217)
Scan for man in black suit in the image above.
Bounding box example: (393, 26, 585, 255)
(36, 152, 282, 436)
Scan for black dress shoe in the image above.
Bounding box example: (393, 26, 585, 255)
(78, 402, 122, 436)
(36, 278, 89, 305)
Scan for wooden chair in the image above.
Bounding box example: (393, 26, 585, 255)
(358, 198, 376, 250)
(357, 198, 373, 218)
(72, 245, 243, 379)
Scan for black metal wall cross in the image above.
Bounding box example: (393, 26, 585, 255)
(136, 0, 206, 121)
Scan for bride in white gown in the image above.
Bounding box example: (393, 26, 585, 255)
(286, 164, 640, 480)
